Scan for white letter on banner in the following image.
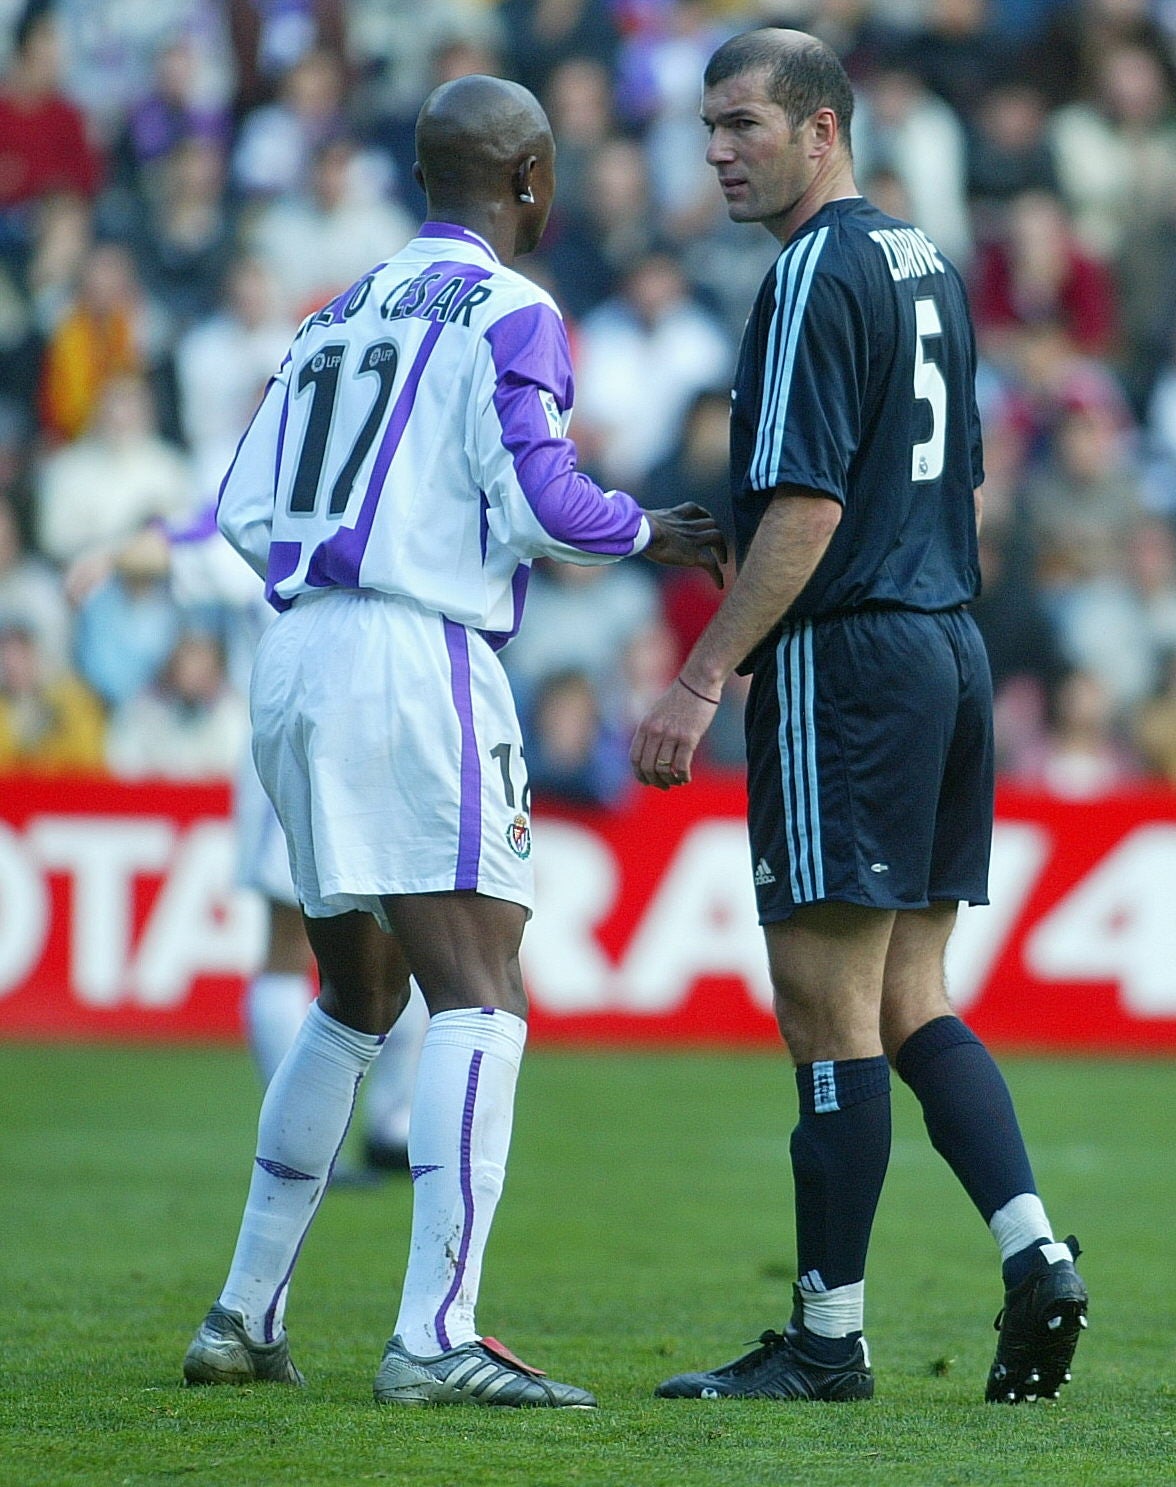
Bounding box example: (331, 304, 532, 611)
(1025, 825, 1176, 1016)
(522, 820, 618, 1012)
(29, 817, 173, 1007)
(133, 821, 265, 1007)
(620, 821, 771, 1013)
(945, 821, 1050, 1012)
(0, 823, 49, 993)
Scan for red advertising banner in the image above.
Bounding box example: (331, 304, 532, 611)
(1, 775, 1174, 1050)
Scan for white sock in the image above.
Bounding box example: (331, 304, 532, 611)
(219, 1000, 383, 1341)
(989, 1193, 1054, 1263)
(363, 982, 429, 1150)
(797, 1278, 865, 1338)
(393, 1007, 527, 1356)
(244, 971, 312, 1086)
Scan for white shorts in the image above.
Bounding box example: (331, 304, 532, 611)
(234, 747, 299, 906)
(250, 589, 533, 928)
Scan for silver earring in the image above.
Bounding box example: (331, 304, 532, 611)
(519, 189, 534, 203)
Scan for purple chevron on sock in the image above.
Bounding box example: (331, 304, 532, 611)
(256, 1157, 316, 1181)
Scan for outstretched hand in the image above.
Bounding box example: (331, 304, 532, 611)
(644, 504, 727, 588)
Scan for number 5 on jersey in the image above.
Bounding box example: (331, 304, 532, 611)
(911, 297, 946, 484)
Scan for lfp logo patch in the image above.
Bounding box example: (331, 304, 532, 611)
(506, 814, 532, 860)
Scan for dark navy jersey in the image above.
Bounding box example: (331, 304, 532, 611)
(730, 196, 984, 649)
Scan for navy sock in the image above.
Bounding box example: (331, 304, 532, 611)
(791, 1056, 891, 1294)
(1002, 1240, 1047, 1289)
(895, 1016, 1036, 1222)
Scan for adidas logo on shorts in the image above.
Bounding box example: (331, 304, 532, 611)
(754, 858, 776, 886)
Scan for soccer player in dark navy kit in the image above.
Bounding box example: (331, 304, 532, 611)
(632, 29, 1088, 1405)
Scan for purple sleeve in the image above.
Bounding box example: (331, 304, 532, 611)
(484, 303, 647, 556)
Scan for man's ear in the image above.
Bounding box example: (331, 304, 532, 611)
(810, 107, 838, 157)
(513, 155, 538, 203)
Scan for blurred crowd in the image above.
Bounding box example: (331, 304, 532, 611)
(2, 0, 1176, 804)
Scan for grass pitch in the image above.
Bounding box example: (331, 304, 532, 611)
(1, 1043, 1172, 1487)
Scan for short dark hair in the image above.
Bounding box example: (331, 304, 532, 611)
(15, 0, 54, 57)
(704, 31, 855, 149)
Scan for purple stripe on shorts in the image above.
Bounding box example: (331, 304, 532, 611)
(304, 319, 447, 590)
(443, 618, 482, 890)
(263, 1070, 364, 1343)
(434, 1049, 483, 1352)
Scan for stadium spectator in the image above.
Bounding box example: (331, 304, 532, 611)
(525, 666, 632, 807)
(122, 135, 236, 336)
(1048, 39, 1176, 406)
(854, 61, 972, 267)
(110, 36, 230, 194)
(53, 0, 234, 144)
(614, 0, 732, 236)
(500, 0, 620, 101)
(502, 557, 662, 720)
(970, 190, 1119, 362)
(105, 629, 248, 780)
(72, 539, 184, 710)
(244, 135, 415, 320)
(1135, 645, 1176, 780)
(36, 241, 149, 445)
(0, 488, 69, 671)
(227, 0, 347, 114)
(174, 255, 294, 497)
(965, 81, 1059, 226)
(1024, 392, 1144, 553)
(35, 372, 192, 564)
(898, 0, 1018, 122)
(1010, 665, 1143, 797)
(0, 4, 103, 227)
(1048, 39, 1176, 263)
(572, 251, 731, 492)
(230, 46, 346, 199)
(0, 614, 104, 773)
(542, 55, 614, 222)
(541, 135, 659, 317)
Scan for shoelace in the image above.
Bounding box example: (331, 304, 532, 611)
(729, 1329, 791, 1372)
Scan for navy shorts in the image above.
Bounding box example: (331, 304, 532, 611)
(745, 606, 993, 924)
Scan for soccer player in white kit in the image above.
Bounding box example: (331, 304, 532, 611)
(182, 74, 726, 1407)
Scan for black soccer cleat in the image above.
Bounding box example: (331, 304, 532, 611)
(655, 1325, 874, 1402)
(986, 1235, 1088, 1403)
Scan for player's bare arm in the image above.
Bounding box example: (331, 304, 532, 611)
(631, 486, 840, 789)
(643, 502, 728, 588)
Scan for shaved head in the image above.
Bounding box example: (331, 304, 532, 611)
(416, 74, 553, 209)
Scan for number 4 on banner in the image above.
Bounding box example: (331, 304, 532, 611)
(1026, 825, 1176, 1017)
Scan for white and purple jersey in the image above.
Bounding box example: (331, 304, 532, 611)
(216, 222, 651, 645)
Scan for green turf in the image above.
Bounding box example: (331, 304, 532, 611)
(0, 1044, 1172, 1486)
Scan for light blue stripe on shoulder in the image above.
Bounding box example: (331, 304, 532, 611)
(751, 227, 830, 490)
(751, 247, 799, 490)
